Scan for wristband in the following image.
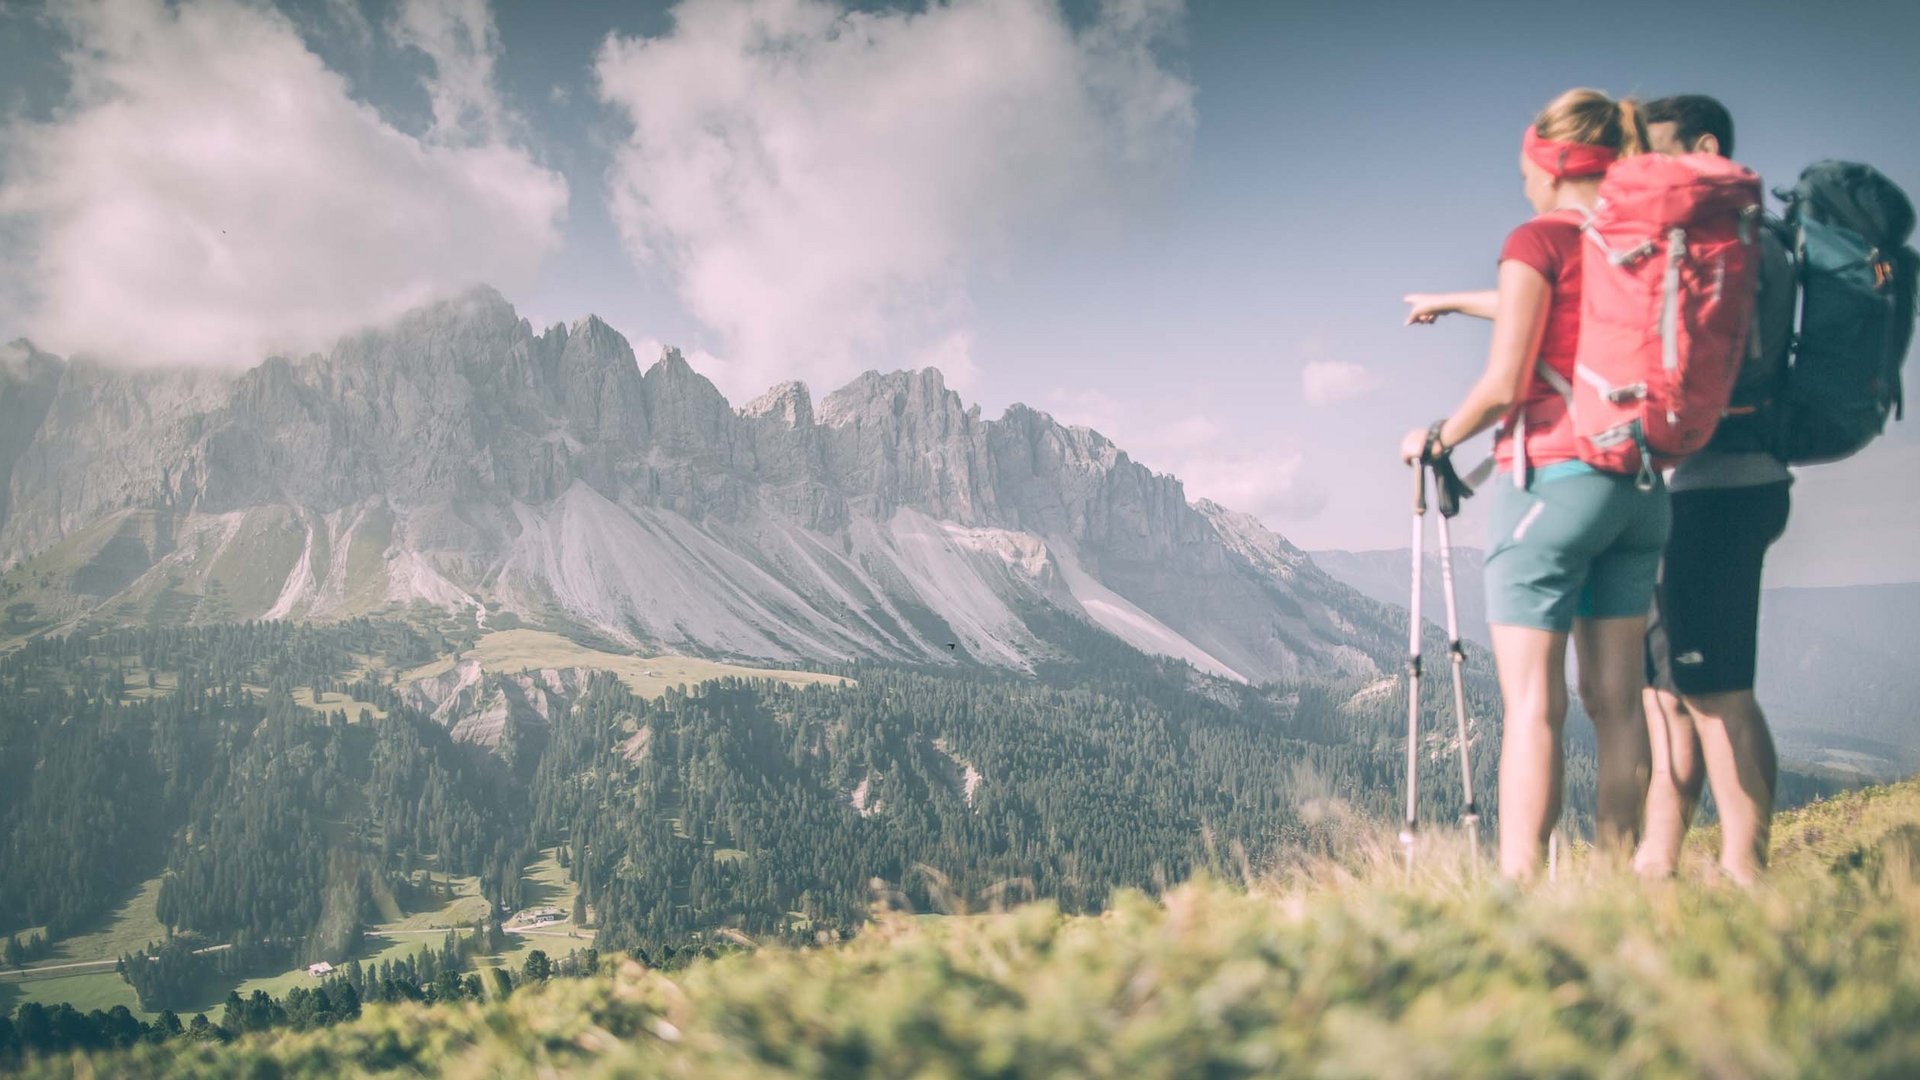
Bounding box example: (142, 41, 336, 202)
(1423, 421, 1448, 462)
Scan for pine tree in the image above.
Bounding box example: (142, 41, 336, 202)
(522, 950, 550, 982)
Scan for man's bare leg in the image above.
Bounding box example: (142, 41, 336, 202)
(1633, 687, 1703, 877)
(1684, 689, 1777, 885)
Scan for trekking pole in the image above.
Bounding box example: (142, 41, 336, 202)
(1429, 454, 1482, 876)
(1401, 461, 1426, 878)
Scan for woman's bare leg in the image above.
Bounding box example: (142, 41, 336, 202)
(1490, 623, 1569, 881)
(1572, 616, 1654, 858)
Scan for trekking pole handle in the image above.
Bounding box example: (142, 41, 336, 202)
(1431, 455, 1463, 519)
(1422, 422, 1474, 520)
(1413, 453, 1428, 515)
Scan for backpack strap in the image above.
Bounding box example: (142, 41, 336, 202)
(1539, 366, 1574, 400)
(1513, 412, 1528, 488)
(1575, 201, 1664, 267)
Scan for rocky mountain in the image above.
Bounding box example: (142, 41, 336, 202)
(398, 660, 591, 747)
(0, 286, 1397, 683)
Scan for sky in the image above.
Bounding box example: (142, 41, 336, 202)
(1, 0, 1916, 586)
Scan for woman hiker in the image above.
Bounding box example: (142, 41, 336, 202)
(1399, 89, 1665, 881)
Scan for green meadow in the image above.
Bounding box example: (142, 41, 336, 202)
(19, 778, 1920, 1078)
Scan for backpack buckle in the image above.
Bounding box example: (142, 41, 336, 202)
(1610, 241, 1657, 266)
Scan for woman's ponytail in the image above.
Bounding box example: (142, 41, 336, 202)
(1534, 88, 1648, 159)
(1614, 98, 1649, 159)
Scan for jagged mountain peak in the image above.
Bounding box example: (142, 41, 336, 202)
(0, 285, 1401, 684)
(642, 345, 719, 388)
(639, 347, 732, 453)
(995, 402, 1131, 471)
(818, 367, 975, 429)
(566, 312, 624, 348)
(393, 282, 525, 338)
(741, 380, 814, 428)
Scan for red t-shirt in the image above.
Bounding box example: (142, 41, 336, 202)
(1495, 211, 1584, 469)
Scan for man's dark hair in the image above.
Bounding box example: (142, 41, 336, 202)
(1644, 95, 1735, 157)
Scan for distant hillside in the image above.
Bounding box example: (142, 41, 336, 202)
(15, 777, 1920, 1077)
(1758, 584, 1920, 777)
(1309, 547, 1489, 646)
(1311, 549, 1920, 778)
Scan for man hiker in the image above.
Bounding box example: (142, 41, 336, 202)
(1632, 95, 1793, 885)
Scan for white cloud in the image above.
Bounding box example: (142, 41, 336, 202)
(389, 0, 506, 141)
(0, 0, 567, 369)
(594, 0, 1194, 402)
(1045, 388, 1328, 523)
(1162, 445, 1326, 520)
(1300, 359, 1382, 406)
(910, 329, 980, 395)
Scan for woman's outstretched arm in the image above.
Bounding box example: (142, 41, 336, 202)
(1404, 289, 1499, 324)
(1399, 262, 1550, 461)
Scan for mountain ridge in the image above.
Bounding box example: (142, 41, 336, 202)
(0, 285, 1395, 683)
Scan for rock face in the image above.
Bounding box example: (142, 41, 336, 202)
(400, 660, 591, 747)
(0, 285, 1398, 682)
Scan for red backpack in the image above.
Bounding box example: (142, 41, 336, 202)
(1562, 154, 1765, 484)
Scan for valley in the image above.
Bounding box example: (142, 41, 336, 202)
(0, 615, 1493, 1027)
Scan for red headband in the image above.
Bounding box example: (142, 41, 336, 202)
(1522, 124, 1617, 178)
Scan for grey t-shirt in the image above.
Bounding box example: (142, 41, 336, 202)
(1665, 448, 1792, 492)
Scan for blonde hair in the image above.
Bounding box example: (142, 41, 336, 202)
(1533, 88, 1648, 159)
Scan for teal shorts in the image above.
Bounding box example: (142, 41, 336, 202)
(1483, 461, 1672, 632)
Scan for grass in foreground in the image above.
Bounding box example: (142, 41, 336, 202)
(19, 781, 1920, 1078)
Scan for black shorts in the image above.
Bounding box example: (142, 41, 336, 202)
(1646, 481, 1791, 697)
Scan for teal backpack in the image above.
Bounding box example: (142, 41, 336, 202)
(1773, 161, 1918, 465)
(1705, 217, 1796, 455)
